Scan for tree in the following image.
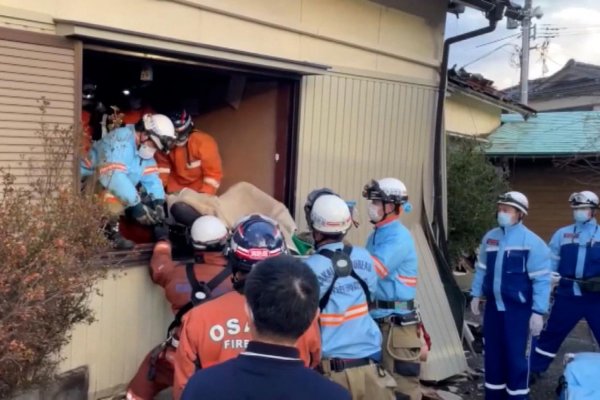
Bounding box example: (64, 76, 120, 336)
(0, 100, 110, 397)
(447, 137, 509, 267)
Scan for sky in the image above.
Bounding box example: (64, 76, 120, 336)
(445, 0, 600, 89)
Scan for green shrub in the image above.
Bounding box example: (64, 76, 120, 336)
(447, 137, 509, 267)
(0, 101, 110, 397)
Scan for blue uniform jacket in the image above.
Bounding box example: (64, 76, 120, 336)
(549, 218, 600, 296)
(79, 126, 164, 207)
(472, 222, 552, 314)
(366, 218, 418, 319)
(304, 242, 381, 359)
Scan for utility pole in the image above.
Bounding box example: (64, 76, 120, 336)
(520, 0, 533, 104)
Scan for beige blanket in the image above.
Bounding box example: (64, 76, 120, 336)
(167, 182, 299, 253)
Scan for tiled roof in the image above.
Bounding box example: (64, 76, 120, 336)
(486, 111, 600, 156)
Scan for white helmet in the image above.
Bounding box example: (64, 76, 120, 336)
(309, 194, 352, 234)
(142, 114, 176, 151)
(190, 215, 229, 250)
(497, 191, 529, 215)
(362, 177, 408, 205)
(569, 191, 599, 209)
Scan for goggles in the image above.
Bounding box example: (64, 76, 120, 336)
(569, 192, 598, 208)
(497, 193, 528, 212)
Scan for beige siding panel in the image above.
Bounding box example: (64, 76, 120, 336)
(0, 113, 74, 123)
(0, 62, 75, 79)
(0, 45, 74, 63)
(296, 73, 466, 381)
(0, 96, 73, 109)
(413, 226, 468, 380)
(58, 268, 172, 398)
(0, 38, 74, 55)
(0, 71, 74, 87)
(0, 79, 74, 94)
(0, 54, 75, 72)
(0, 35, 76, 192)
(0, 104, 74, 116)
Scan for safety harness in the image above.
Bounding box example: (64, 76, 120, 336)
(317, 245, 370, 311)
(147, 261, 232, 380)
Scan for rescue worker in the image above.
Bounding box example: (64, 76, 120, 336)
(125, 215, 233, 399)
(157, 110, 223, 227)
(470, 191, 552, 400)
(172, 214, 321, 400)
(182, 255, 351, 400)
(303, 190, 395, 400)
(363, 178, 421, 400)
(530, 191, 600, 377)
(79, 113, 176, 249)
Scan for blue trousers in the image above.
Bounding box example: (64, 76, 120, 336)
(484, 300, 532, 400)
(531, 293, 600, 373)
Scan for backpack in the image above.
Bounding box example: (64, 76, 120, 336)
(317, 245, 371, 311)
(557, 352, 600, 400)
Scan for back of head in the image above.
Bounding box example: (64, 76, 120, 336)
(309, 194, 352, 236)
(244, 255, 319, 341)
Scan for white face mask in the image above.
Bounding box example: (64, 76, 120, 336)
(138, 143, 157, 159)
(497, 211, 514, 227)
(573, 209, 592, 223)
(368, 203, 382, 223)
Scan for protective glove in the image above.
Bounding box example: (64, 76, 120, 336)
(128, 202, 158, 226)
(551, 272, 561, 285)
(470, 297, 481, 316)
(152, 199, 166, 223)
(529, 313, 544, 336)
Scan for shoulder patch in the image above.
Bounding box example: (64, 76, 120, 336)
(486, 239, 499, 246)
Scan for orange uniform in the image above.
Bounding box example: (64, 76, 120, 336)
(172, 290, 322, 400)
(126, 241, 233, 400)
(156, 130, 223, 195)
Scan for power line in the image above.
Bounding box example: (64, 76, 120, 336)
(460, 43, 519, 69)
(476, 33, 521, 48)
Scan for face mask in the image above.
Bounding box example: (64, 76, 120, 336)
(368, 203, 382, 223)
(138, 143, 157, 159)
(497, 211, 514, 227)
(573, 209, 591, 223)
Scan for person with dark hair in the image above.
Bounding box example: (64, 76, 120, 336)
(304, 189, 396, 400)
(172, 215, 321, 400)
(181, 255, 350, 400)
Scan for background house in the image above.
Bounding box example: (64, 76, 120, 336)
(505, 59, 600, 112)
(445, 68, 535, 139)
(486, 112, 600, 241)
